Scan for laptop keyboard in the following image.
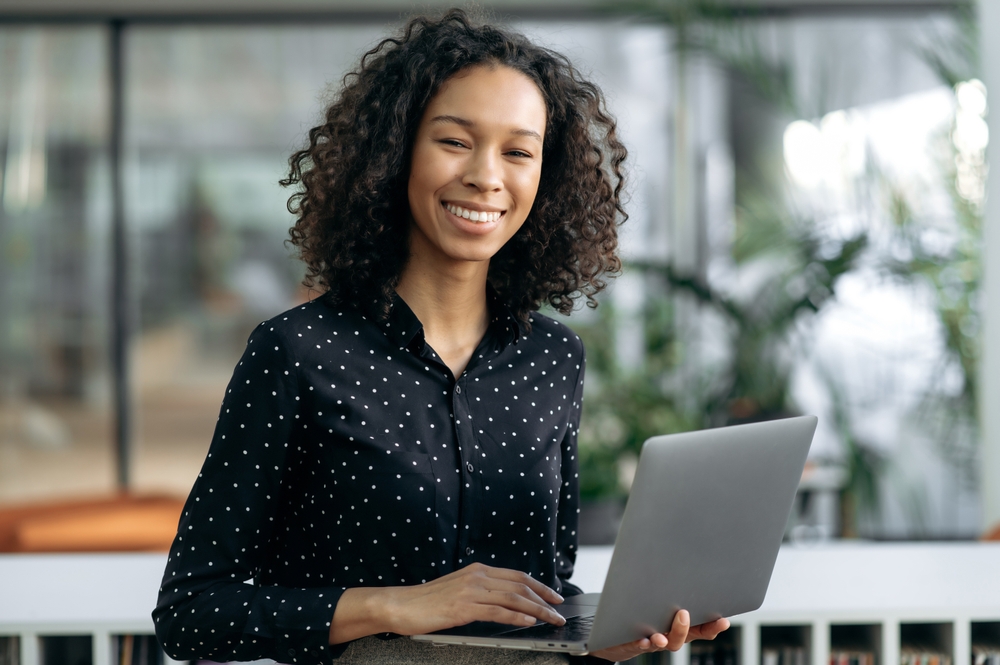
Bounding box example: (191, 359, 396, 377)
(500, 614, 594, 642)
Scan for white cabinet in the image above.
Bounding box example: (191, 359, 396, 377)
(1, 543, 999, 665)
(575, 542, 1000, 665)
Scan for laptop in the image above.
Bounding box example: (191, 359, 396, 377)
(411, 415, 818, 655)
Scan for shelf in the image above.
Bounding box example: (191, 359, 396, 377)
(40, 635, 92, 665)
(1, 637, 19, 665)
(0, 635, 170, 665)
(830, 623, 880, 665)
(971, 622, 1000, 665)
(2, 545, 999, 665)
(691, 624, 741, 665)
(900, 622, 953, 665)
(761, 625, 811, 665)
(110, 635, 162, 665)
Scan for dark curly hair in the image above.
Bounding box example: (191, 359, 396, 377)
(282, 8, 627, 324)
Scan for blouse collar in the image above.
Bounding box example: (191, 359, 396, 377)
(374, 284, 522, 355)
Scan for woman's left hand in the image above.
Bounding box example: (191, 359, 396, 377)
(589, 610, 730, 663)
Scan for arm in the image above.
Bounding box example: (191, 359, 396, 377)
(555, 345, 586, 598)
(327, 563, 567, 644)
(152, 324, 347, 665)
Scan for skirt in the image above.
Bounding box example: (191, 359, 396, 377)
(334, 635, 572, 664)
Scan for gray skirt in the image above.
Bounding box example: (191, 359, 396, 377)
(335, 636, 572, 664)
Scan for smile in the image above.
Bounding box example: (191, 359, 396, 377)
(443, 202, 504, 223)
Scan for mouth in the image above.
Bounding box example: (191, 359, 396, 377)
(442, 202, 505, 223)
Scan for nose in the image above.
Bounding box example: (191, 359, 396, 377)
(461, 148, 503, 192)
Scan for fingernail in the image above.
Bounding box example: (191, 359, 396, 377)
(524, 615, 535, 624)
(554, 593, 564, 602)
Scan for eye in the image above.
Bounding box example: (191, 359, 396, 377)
(506, 150, 533, 159)
(438, 139, 468, 149)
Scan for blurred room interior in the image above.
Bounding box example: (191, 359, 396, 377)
(1, 1, 999, 665)
(0, 0, 998, 538)
(1, 0, 999, 550)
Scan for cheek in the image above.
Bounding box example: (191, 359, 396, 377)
(513, 167, 543, 211)
(409, 149, 452, 203)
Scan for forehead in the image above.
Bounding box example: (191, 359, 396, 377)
(422, 65, 547, 133)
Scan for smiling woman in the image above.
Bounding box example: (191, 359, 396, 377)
(152, 8, 727, 665)
(400, 65, 549, 376)
(406, 66, 546, 267)
(282, 10, 626, 327)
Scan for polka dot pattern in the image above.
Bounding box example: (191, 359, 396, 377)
(153, 293, 586, 664)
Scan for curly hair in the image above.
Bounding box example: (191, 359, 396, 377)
(282, 8, 627, 325)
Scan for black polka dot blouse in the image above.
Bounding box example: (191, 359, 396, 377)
(153, 290, 587, 664)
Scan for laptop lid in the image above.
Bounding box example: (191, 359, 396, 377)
(412, 416, 817, 655)
(586, 415, 817, 653)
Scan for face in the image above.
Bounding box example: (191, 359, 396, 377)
(407, 65, 547, 268)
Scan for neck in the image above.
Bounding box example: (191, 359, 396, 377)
(395, 253, 491, 378)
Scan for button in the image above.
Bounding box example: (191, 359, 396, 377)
(466, 546, 472, 555)
(287, 649, 296, 656)
(455, 385, 462, 394)
(467, 462, 474, 473)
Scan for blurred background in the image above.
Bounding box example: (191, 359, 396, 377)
(0, 0, 998, 549)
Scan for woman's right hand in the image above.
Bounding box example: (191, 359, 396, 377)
(329, 562, 566, 644)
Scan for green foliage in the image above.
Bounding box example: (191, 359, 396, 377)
(820, 366, 885, 537)
(584, 1, 983, 529)
(633, 198, 867, 424)
(569, 295, 698, 500)
(875, 122, 982, 486)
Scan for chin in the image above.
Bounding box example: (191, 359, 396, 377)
(447, 248, 499, 264)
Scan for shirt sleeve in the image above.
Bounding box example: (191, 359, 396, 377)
(555, 344, 586, 599)
(152, 323, 349, 665)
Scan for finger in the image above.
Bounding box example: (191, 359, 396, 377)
(483, 566, 565, 604)
(649, 632, 669, 650)
(688, 618, 727, 641)
(690, 618, 731, 641)
(592, 637, 658, 663)
(475, 584, 565, 625)
(666, 609, 691, 651)
(472, 603, 546, 628)
(483, 577, 558, 610)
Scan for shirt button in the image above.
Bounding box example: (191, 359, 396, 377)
(455, 385, 462, 394)
(466, 547, 472, 555)
(467, 462, 474, 473)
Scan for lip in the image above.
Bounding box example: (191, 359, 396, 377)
(441, 201, 503, 236)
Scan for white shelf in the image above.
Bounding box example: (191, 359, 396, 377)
(2, 543, 999, 665)
(577, 542, 1000, 665)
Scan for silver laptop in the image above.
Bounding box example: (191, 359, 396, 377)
(412, 415, 818, 655)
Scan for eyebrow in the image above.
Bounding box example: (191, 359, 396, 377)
(429, 114, 543, 142)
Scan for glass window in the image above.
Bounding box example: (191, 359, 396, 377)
(0, 26, 113, 502)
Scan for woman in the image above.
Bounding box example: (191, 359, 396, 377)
(153, 10, 728, 664)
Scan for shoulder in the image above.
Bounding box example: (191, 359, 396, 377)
(249, 296, 366, 347)
(521, 311, 585, 362)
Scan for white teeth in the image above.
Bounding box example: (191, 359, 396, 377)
(446, 203, 501, 223)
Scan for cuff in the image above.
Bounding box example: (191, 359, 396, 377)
(272, 586, 347, 664)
